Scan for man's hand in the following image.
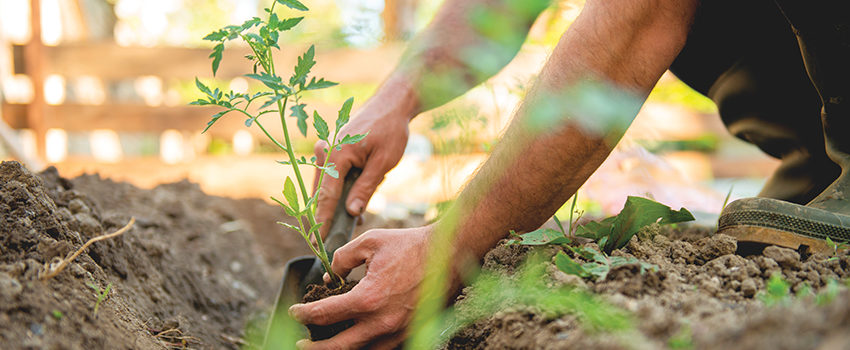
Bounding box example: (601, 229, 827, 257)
(289, 226, 433, 349)
(313, 98, 412, 238)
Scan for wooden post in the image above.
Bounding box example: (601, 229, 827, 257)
(24, 0, 46, 159)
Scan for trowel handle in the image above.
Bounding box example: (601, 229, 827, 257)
(324, 168, 361, 259)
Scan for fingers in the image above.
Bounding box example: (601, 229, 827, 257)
(295, 319, 393, 350)
(289, 285, 369, 326)
(345, 160, 387, 216)
(367, 331, 407, 350)
(330, 231, 376, 278)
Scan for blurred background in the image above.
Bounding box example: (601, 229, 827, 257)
(0, 0, 779, 224)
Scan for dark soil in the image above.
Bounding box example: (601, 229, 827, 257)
(302, 281, 359, 341)
(447, 225, 850, 349)
(0, 161, 302, 349)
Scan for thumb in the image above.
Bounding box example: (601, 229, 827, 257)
(345, 162, 386, 216)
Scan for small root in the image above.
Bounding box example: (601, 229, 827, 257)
(153, 327, 201, 349)
(40, 217, 135, 280)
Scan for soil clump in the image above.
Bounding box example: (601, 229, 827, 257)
(302, 280, 359, 341)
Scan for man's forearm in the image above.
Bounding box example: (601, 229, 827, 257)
(366, 0, 549, 121)
(444, 0, 699, 262)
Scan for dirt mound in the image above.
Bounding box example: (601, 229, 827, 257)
(0, 161, 287, 349)
(448, 226, 850, 349)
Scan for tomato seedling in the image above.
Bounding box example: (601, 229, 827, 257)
(192, 0, 365, 286)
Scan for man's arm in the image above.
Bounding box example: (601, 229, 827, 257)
(314, 0, 548, 233)
(293, 1, 698, 348)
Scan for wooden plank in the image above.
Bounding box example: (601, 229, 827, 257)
(25, 0, 46, 158)
(2, 101, 346, 138)
(38, 43, 403, 82)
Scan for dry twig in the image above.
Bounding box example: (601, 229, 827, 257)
(40, 217, 135, 280)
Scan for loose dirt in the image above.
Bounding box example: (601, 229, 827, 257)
(302, 281, 359, 341)
(447, 225, 850, 349)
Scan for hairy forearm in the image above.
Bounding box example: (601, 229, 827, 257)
(442, 0, 698, 262)
(365, 0, 548, 120)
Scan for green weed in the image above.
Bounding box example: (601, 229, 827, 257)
(51, 310, 64, 320)
(192, 0, 365, 285)
(758, 274, 791, 307)
(86, 281, 112, 317)
(825, 237, 849, 262)
(555, 247, 657, 281)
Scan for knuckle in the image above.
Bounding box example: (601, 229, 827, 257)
(357, 287, 385, 312)
(375, 315, 402, 333)
(308, 303, 330, 325)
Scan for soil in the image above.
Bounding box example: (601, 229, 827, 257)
(302, 281, 359, 341)
(446, 225, 850, 349)
(0, 160, 302, 349)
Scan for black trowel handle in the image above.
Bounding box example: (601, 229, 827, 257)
(324, 167, 361, 259)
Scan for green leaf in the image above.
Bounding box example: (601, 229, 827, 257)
(313, 111, 329, 141)
(290, 45, 316, 86)
(260, 94, 285, 110)
(202, 110, 232, 133)
(276, 0, 309, 11)
(339, 133, 367, 145)
(245, 72, 286, 91)
(322, 164, 339, 179)
(244, 117, 254, 127)
(276, 220, 300, 231)
(553, 215, 566, 235)
(555, 251, 589, 277)
(203, 29, 227, 41)
(305, 77, 338, 90)
(210, 43, 224, 76)
(576, 197, 694, 253)
(241, 17, 263, 30)
(195, 78, 213, 97)
(336, 97, 354, 133)
(277, 17, 304, 31)
(290, 104, 309, 137)
(507, 228, 570, 246)
(283, 177, 299, 212)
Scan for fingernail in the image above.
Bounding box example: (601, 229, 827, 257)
(288, 304, 301, 320)
(349, 199, 364, 214)
(296, 339, 310, 349)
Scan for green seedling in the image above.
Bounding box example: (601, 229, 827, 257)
(86, 281, 112, 317)
(668, 324, 694, 350)
(759, 273, 791, 307)
(510, 196, 693, 253)
(555, 246, 657, 281)
(51, 310, 64, 320)
(192, 0, 365, 285)
(576, 196, 693, 254)
(825, 237, 849, 262)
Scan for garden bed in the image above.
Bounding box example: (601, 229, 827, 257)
(3, 159, 850, 349)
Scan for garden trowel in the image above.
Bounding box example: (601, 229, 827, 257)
(263, 168, 361, 347)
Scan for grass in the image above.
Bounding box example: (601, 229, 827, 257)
(86, 280, 112, 317)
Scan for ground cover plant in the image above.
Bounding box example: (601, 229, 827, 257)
(192, 0, 365, 286)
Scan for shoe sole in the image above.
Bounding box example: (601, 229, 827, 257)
(718, 197, 850, 254)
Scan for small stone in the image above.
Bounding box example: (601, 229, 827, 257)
(763, 246, 801, 270)
(68, 198, 90, 214)
(741, 278, 757, 297)
(551, 270, 587, 289)
(0, 272, 23, 299)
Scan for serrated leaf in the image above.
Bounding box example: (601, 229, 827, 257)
(268, 13, 280, 29)
(507, 228, 570, 246)
(555, 251, 588, 277)
(260, 94, 285, 110)
(290, 104, 309, 137)
(305, 77, 338, 91)
(339, 133, 367, 145)
(335, 97, 354, 133)
(276, 0, 309, 11)
(323, 164, 339, 179)
(283, 177, 299, 212)
(195, 78, 213, 97)
(202, 110, 232, 133)
(203, 29, 227, 41)
(245, 72, 285, 91)
(278, 17, 304, 31)
(241, 17, 263, 30)
(210, 43, 224, 76)
(290, 45, 316, 86)
(313, 111, 329, 141)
